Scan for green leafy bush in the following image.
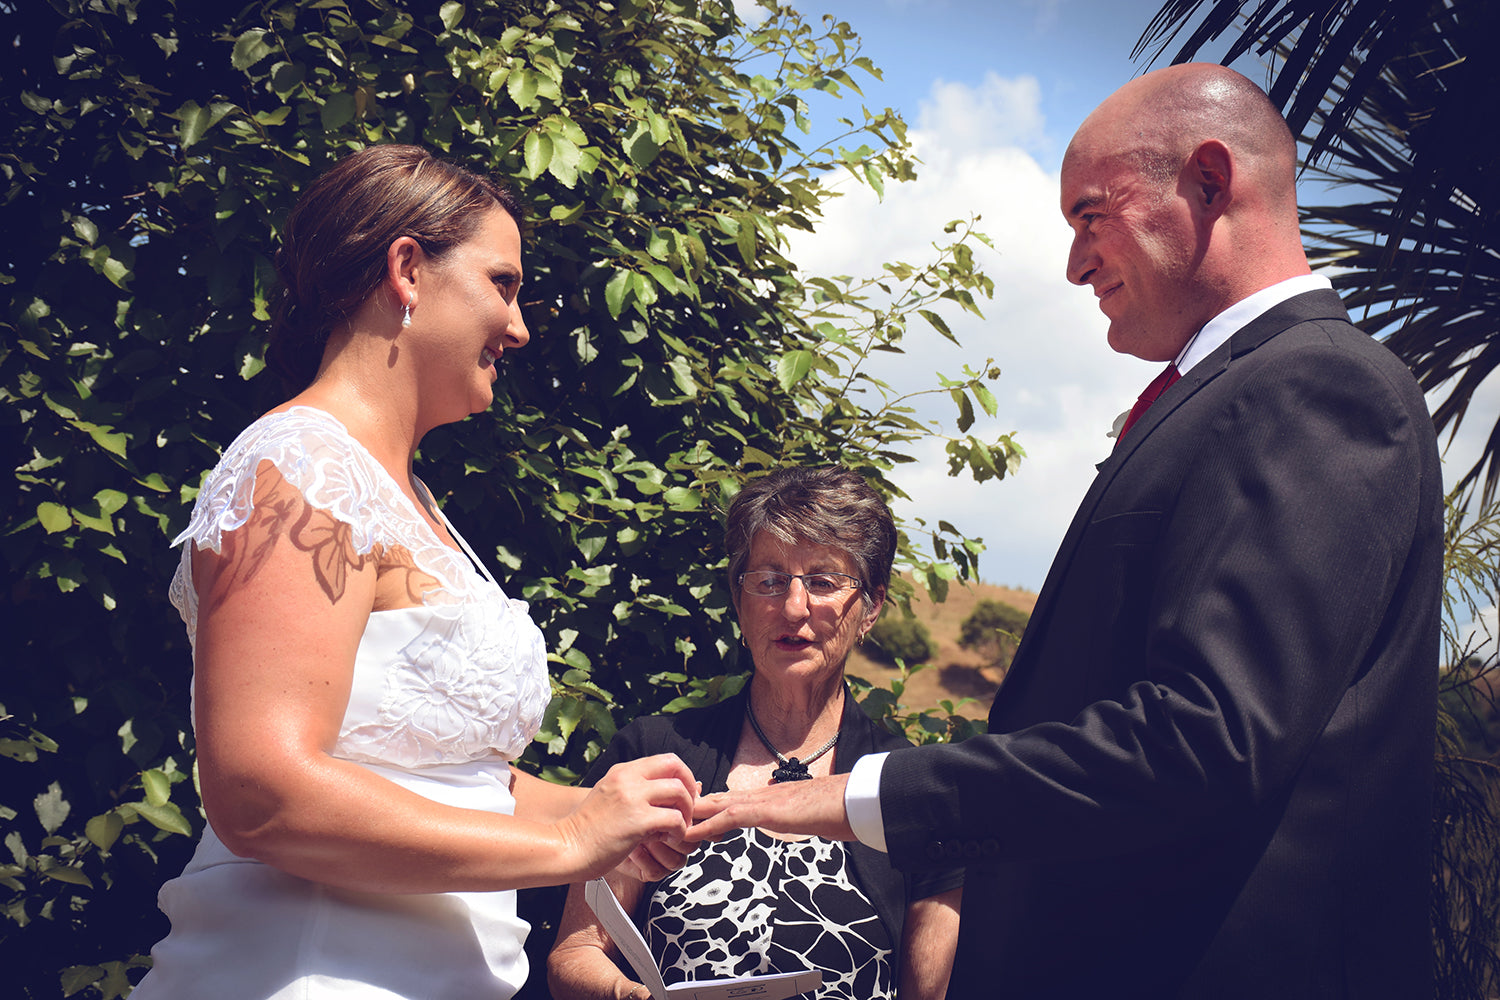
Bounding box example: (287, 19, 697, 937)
(1, 2, 1018, 995)
(957, 598, 1029, 670)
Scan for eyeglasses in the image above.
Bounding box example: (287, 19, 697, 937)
(738, 571, 863, 599)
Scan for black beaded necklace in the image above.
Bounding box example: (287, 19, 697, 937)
(746, 697, 839, 783)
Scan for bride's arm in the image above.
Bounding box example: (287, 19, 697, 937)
(510, 769, 587, 823)
(191, 463, 694, 895)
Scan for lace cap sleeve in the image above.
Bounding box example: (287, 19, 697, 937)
(172, 407, 389, 558)
(167, 406, 484, 632)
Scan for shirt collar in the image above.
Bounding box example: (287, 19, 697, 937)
(1175, 273, 1333, 375)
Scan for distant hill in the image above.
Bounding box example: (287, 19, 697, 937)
(850, 578, 1037, 721)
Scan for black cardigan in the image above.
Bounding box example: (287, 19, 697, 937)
(584, 685, 963, 963)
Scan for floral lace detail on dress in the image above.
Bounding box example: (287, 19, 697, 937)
(343, 588, 550, 765)
(168, 406, 549, 767)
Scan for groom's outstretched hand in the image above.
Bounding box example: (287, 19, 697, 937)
(688, 773, 855, 843)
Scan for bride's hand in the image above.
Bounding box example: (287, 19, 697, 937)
(617, 833, 697, 883)
(555, 754, 696, 880)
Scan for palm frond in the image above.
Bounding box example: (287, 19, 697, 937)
(1140, 0, 1500, 503)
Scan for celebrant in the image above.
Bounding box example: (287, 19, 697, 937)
(548, 466, 963, 1000)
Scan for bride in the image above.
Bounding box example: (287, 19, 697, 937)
(132, 144, 695, 999)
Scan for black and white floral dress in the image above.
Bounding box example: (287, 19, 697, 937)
(584, 687, 963, 1000)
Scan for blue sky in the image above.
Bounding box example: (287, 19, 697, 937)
(734, 0, 1490, 595)
(797, 0, 1220, 171)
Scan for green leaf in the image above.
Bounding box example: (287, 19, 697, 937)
(37, 502, 71, 534)
(100, 256, 129, 288)
(776, 350, 814, 391)
(642, 263, 680, 295)
(40, 865, 92, 888)
(624, 121, 661, 168)
(21, 90, 52, 114)
(508, 69, 540, 110)
(667, 357, 696, 397)
(35, 782, 70, 834)
(85, 811, 124, 853)
(576, 534, 607, 562)
(129, 801, 193, 837)
(85, 425, 128, 457)
(951, 387, 974, 432)
(735, 214, 757, 265)
(439, 2, 465, 29)
(231, 28, 275, 70)
(141, 769, 171, 807)
(917, 309, 956, 343)
(72, 504, 115, 535)
(320, 92, 356, 131)
(604, 269, 631, 319)
(523, 130, 553, 179)
(60, 966, 104, 996)
(271, 61, 306, 98)
(662, 487, 702, 510)
(547, 134, 582, 187)
(0, 739, 40, 762)
(971, 382, 998, 417)
(177, 100, 234, 149)
(369, 35, 418, 54)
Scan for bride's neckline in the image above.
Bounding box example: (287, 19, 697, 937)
(270, 405, 497, 586)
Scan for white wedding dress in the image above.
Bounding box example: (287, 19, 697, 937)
(134, 407, 551, 999)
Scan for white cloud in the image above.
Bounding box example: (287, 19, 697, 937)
(918, 73, 1050, 159)
(730, 0, 770, 26)
(1458, 606, 1497, 667)
(788, 73, 1156, 589)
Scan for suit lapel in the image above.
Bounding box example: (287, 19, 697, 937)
(991, 289, 1352, 722)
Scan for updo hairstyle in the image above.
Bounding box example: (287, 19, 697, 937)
(724, 466, 897, 616)
(267, 144, 522, 390)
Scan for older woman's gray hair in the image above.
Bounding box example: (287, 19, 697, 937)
(724, 466, 897, 614)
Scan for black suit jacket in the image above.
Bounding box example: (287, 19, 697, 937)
(881, 290, 1441, 998)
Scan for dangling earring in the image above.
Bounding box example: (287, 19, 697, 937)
(401, 299, 412, 328)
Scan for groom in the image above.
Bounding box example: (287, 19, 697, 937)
(691, 63, 1441, 998)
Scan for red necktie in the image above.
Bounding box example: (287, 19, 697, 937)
(1116, 363, 1181, 446)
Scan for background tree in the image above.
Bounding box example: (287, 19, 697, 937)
(957, 597, 1029, 673)
(1137, 4, 1500, 994)
(0, 2, 1019, 996)
(865, 614, 939, 667)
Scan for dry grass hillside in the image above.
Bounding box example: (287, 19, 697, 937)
(849, 577, 1038, 721)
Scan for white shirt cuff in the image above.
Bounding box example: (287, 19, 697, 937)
(844, 751, 890, 853)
